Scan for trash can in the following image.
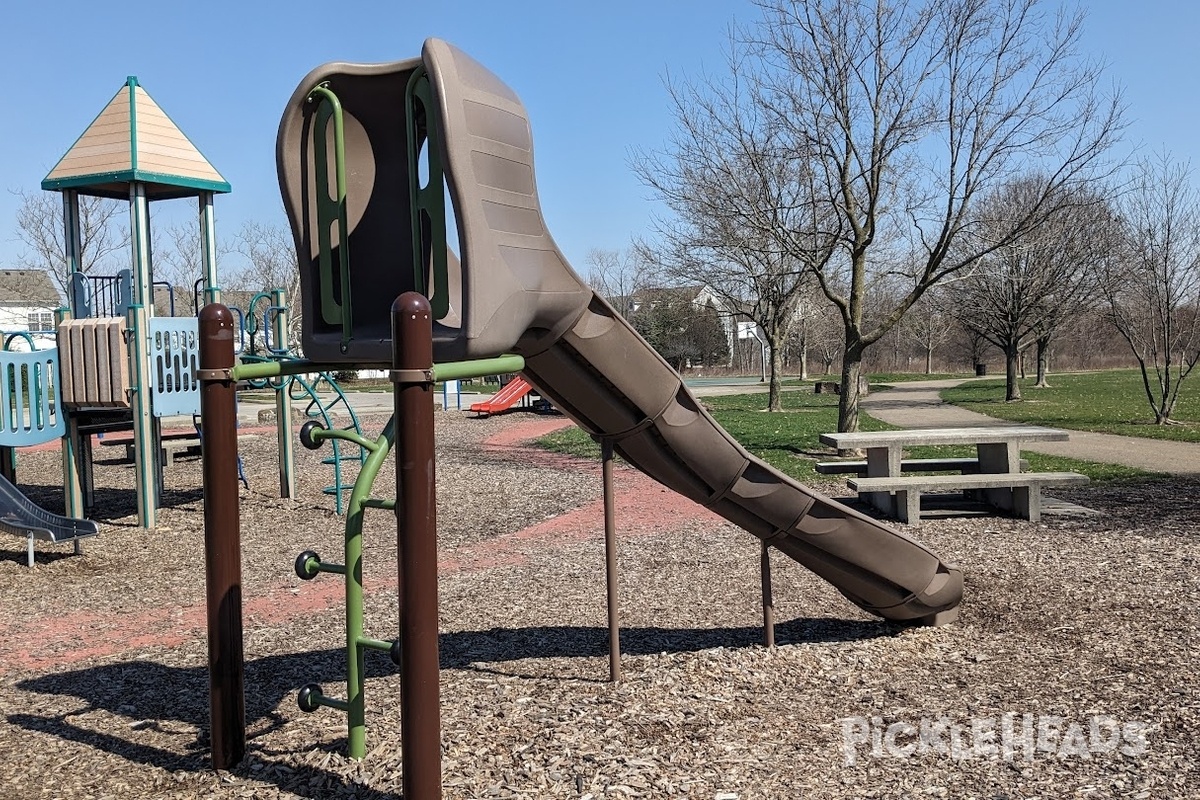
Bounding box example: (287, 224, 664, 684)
(974, 363, 987, 377)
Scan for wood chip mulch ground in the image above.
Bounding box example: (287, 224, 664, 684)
(0, 410, 1196, 799)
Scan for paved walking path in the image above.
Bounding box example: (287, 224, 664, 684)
(862, 378, 1199, 476)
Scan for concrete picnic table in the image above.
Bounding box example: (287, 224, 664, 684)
(818, 426, 1083, 522)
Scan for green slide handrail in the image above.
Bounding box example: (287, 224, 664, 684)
(307, 83, 353, 351)
(404, 67, 451, 321)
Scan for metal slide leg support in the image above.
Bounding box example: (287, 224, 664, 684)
(392, 293, 442, 800)
(198, 304, 246, 770)
(761, 542, 775, 648)
(601, 438, 621, 682)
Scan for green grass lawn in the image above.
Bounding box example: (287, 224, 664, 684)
(940, 369, 1200, 443)
(867, 371, 968, 384)
(537, 389, 861, 481)
(535, 386, 1145, 482)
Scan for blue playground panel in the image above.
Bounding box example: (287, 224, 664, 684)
(149, 317, 201, 417)
(0, 349, 65, 447)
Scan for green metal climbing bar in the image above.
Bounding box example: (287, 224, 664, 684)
(284, 351, 527, 759)
(307, 83, 353, 351)
(404, 67, 451, 322)
(230, 355, 526, 385)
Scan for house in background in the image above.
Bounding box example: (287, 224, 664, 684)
(0, 270, 63, 350)
(618, 284, 748, 368)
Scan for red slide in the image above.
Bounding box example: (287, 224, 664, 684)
(469, 377, 533, 417)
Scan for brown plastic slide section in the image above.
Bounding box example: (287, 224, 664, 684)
(277, 39, 963, 624)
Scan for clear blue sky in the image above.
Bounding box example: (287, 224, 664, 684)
(1, 1, 1196, 279)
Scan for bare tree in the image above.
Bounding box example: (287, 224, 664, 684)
(226, 221, 303, 349)
(12, 189, 129, 295)
(945, 178, 1113, 399)
(634, 51, 838, 410)
(149, 222, 235, 316)
(1103, 153, 1200, 424)
(583, 247, 648, 313)
(787, 289, 829, 379)
(948, 317, 994, 371)
(739, 0, 1122, 430)
(806, 300, 845, 375)
(901, 288, 955, 374)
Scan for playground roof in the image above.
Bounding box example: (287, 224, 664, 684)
(41, 76, 230, 200)
(0, 270, 60, 307)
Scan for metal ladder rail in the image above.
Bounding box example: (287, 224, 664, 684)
(287, 369, 366, 514)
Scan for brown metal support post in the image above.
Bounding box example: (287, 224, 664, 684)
(392, 293, 442, 800)
(761, 542, 775, 649)
(198, 304, 246, 770)
(0, 445, 15, 485)
(601, 438, 621, 682)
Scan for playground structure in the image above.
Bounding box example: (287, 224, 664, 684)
(198, 39, 965, 798)
(468, 374, 534, 416)
(0, 75, 368, 561)
(0, 75, 233, 563)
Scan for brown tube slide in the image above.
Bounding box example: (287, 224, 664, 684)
(277, 39, 963, 624)
(521, 293, 962, 624)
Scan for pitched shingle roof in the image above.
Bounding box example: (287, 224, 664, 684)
(41, 76, 230, 200)
(0, 270, 62, 307)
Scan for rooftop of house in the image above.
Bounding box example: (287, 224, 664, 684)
(0, 270, 61, 307)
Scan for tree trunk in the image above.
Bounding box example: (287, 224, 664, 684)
(837, 343, 865, 432)
(799, 329, 809, 381)
(926, 342, 934, 374)
(1134, 359, 1171, 424)
(1034, 336, 1051, 388)
(1005, 345, 1022, 401)
(767, 341, 784, 411)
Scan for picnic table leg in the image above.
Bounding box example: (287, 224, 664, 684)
(863, 445, 901, 516)
(1013, 484, 1043, 522)
(895, 489, 921, 524)
(976, 442, 1019, 513)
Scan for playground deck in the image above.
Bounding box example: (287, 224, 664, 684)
(0, 411, 1195, 798)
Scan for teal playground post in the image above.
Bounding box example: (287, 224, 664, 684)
(271, 289, 296, 498)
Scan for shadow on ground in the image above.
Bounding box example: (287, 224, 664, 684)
(6, 480, 204, 526)
(8, 618, 891, 797)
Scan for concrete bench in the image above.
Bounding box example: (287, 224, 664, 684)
(815, 457, 1029, 476)
(847, 471, 1089, 523)
(100, 430, 200, 465)
(99, 431, 257, 466)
